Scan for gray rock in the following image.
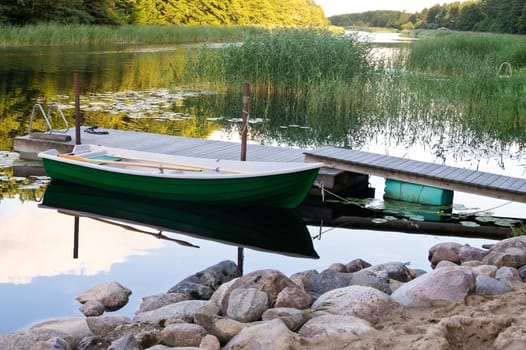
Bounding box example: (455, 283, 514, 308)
(209, 278, 238, 307)
(75, 281, 132, 311)
(85, 315, 131, 336)
(226, 288, 269, 323)
(200, 334, 221, 350)
(409, 268, 427, 279)
(475, 275, 513, 296)
(221, 269, 298, 313)
(289, 269, 318, 292)
(168, 260, 240, 299)
(518, 265, 526, 282)
(350, 269, 392, 294)
(223, 318, 301, 350)
(309, 269, 352, 298)
(274, 286, 312, 309)
(194, 308, 245, 345)
(261, 307, 310, 331)
(345, 258, 372, 273)
(482, 236, 526, 268)
(137, 292, 189, 313)
(328, 263, 348, 272)
(0, 329, 74, 350)
(458, 245, 487, 263)
(496, 266, 522, 284)
(428, 242, 463, 266)
(160, 323, 207, 347)
(29, 337, 70, 350)
(391, 266, 475, 307)
(134, 300, 209, 324)
(107, 334, 140, 350)
(471, 264, 498, 278)
(311, 285, 405, 324)
(435, 260, 458, 268)
(366, 262, 413, 282)
(79, 300, 105, 317)
(298, 314, 376, 339)
(30, 318, 93, 348)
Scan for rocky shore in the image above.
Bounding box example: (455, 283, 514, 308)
(3, 235, 526, 350)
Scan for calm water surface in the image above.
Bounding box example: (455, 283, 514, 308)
(1, 35, 525, 333)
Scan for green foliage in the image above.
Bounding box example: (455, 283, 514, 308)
(0, 0, 328, 27)
(329, 0, 526, 34)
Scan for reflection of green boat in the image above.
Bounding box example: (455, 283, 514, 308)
(38, 144, 323, 208)
(40, 182, 319, 259)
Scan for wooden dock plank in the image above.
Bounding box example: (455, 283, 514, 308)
(304, 146, 526, 203)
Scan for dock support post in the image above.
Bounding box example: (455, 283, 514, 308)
(74, 73, 81, 145)
(238, 82, 250, 275)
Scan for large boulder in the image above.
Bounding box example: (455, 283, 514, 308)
(75, 281, 131, 311)
(226, 288, 269, 323)
(428, 242, 463, 266)
(274, 287, 312, 309)
(299, 314, 377, 340)
(309, 269, 352, 298)
(160, 323, 207, 348)
(364, 261, 413, 282)
(168, 260, 240, 299)
(85, 315, 131, 336)
(391, 265, 475, 307)
(220, 269, 299, 313)
(137, 293, 189, 313)
(483, 236, 526, 268)
(223, 318, 301, 350)
(133, 300, 209, 325)
(311, 285, 405, 324)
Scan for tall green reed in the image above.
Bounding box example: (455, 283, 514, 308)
(0, 24, 265, 47)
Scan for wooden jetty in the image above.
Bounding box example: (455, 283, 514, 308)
(304, 146, 526, 204)
(12, 127, 526, 238)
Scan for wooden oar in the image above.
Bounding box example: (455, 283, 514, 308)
(58, 153, 202, 172)
(110, 153, 246, 174)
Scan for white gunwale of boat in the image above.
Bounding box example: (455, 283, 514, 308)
(38, 144, 324, 179)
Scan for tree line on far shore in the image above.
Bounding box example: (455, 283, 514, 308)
(0, 0, 327, 27)
(330, 0, 526, 34)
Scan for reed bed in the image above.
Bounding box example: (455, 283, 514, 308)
(371, 31, 526, 150)
(0, 24, 265, 47)
(184, 28, 373, 144)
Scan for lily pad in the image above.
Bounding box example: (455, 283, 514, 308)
(460, 221, 480, 227)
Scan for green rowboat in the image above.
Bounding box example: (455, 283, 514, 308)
(38, 144, 323, 208)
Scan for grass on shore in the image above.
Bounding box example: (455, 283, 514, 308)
(0, 24, 267, 47)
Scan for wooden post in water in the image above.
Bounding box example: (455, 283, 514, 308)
(238, 82, 250, 275)
(73, 216, 79, 259)
(74, 73, 81, 145)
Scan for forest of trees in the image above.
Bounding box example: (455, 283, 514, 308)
(0, 0, 328, 26)
(330, 0, 526, 34)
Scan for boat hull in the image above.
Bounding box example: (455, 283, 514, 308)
(40, 149, 320, 208)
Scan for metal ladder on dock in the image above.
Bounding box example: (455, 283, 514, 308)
(28, 102, 71, 141)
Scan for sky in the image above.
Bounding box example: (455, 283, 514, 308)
(314, 0, 468, 16)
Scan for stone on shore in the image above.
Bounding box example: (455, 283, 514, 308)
(274, 286, 312, 309)
(261, 307, 310, 331)
(137, 292, 189, 313)
(345, 258, 372, 273)
(311, 285, 405, 324)
(364, 261, 413, 282)
(85, 315, 131, 336)
(482, 236, 526, 268)
(298, 314, 377, 340)
(226, 288, 269, 323)
(107, 333, 140, 350)
(309, 269, 352, 298)
(428, 242, 463, 266)
(391, 265, 475, 307)
(475, 275, 513, 296)
(220, 269, 299, 313)
(223, 318, 301, 350)
(133, 300, 209, 325)
(458, 245, 488, 263)
(160, 323, 207, 347)
(78, 300, 105, 317)
(29, 337, 70, 350)
(167, 260, 240, 300)
(349, 269, 391, 294)
(75, 281, 132, 311)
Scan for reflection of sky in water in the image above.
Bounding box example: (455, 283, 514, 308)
(0, 190, 514, 333)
